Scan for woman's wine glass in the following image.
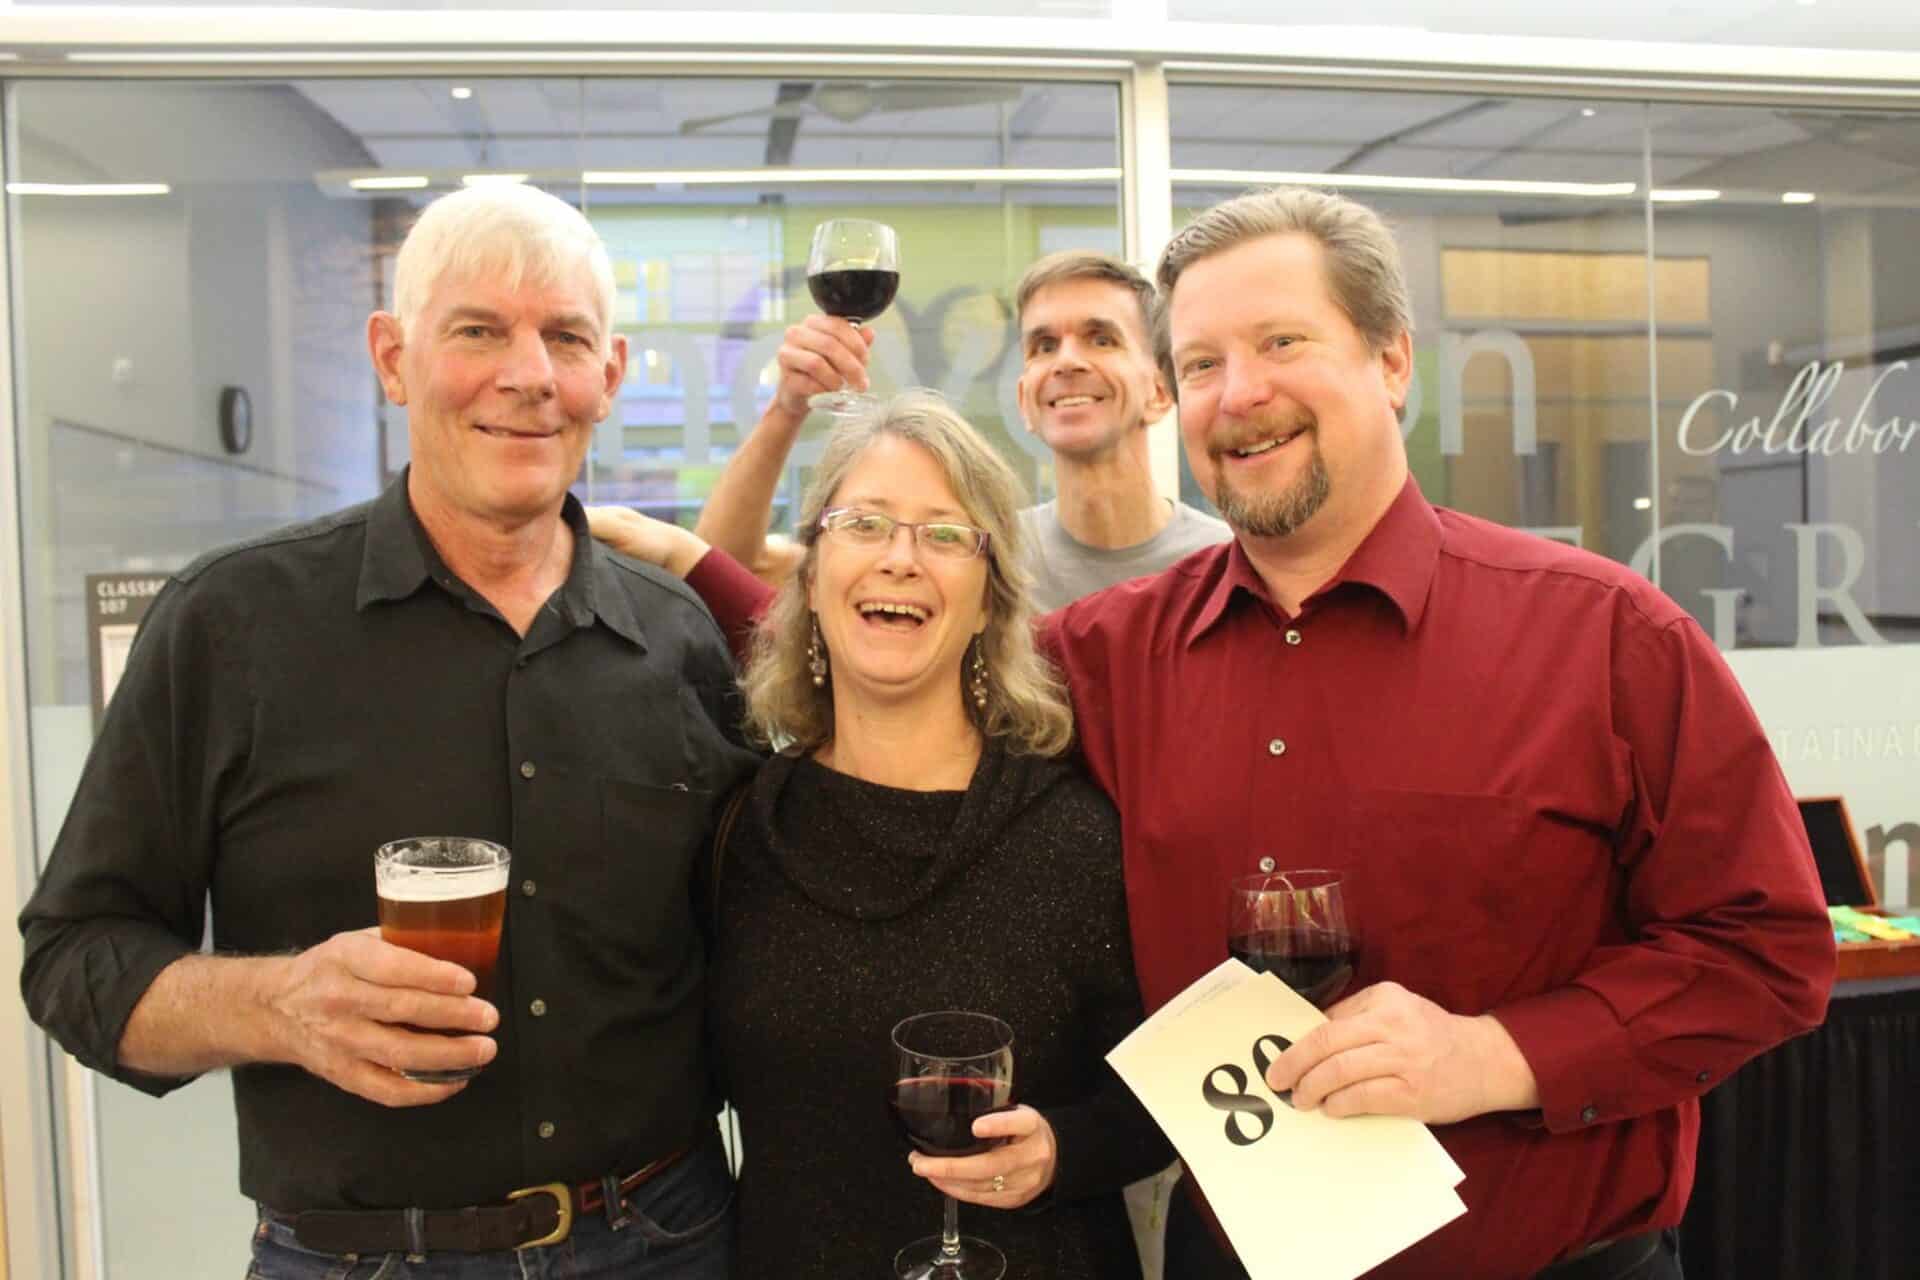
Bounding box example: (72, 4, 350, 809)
(806, 218, 900, 416)
(889, 1010, 1014, 1280)
(1228, 869, 1356, 1008)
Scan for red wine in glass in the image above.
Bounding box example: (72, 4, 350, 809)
(1229, 927, 1356, 1008)
(889, 1011, 1014, 1280)
(805, 218, 900, 416)
(889, 1075, 1012, 1156)
(1228, 869, 1356, 1010)
(809, 268, 900, 323)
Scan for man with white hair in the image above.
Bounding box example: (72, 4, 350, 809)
(20, 183, 756, 1278)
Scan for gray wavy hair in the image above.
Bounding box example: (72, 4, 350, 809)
(741, 391, 1072, 758)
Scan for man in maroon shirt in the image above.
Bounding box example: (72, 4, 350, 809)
(596, 185, 1835, 1280)
(1073, 186, 1833, 1278)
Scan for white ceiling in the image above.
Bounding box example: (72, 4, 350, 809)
(1174, 0, 1920, 54)
(18, 0, 1920, 54)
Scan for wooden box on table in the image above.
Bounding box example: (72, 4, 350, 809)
(1800, 796, 1920, 980)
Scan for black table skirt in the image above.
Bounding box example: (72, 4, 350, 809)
(1682, 976, 1920, 1280)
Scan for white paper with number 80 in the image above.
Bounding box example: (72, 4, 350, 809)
(1107, 959, 1465, 1280)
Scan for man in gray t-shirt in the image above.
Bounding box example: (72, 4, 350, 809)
(1011, 251, 1229, 612)
(684, 252, 1228, 616)
(1018, 497, 1228, 612)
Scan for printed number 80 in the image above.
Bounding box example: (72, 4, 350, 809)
(1201, 1034, 1294, 1146)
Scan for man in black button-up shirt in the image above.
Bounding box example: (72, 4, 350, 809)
(19, 184, 757, 1275)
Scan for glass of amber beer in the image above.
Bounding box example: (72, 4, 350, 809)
(374, 836, 510, 1083)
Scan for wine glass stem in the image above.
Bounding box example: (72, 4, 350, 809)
(940, 1194, 962, 1261)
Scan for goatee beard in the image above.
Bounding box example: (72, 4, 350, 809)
(1214, 448, 1330, 538)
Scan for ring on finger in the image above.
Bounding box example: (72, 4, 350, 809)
(990, 1174, 1005, 1193)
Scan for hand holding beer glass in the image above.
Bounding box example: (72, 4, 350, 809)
(374, 837, 510, 1083)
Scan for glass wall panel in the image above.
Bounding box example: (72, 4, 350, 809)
(1642, 101, 1920, 903)
(7, 72, 1119, 1278)
(1170, 85, 1652, 559)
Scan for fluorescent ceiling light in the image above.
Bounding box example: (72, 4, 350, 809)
(1171, 170, 1638, 199)
(1633, 496, 1653, 511)
(1782, 191, 1817, 204)
(7, 182, 170, 196)
(1649, 188, 1721, 202)
(582, 167, 1120, 186)
(462, 173, 528, 186)
(450, 86, 474, 100)
(349, 175, 430, 191)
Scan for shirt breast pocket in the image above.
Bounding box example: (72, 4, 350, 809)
(1346, 788, 1610, 1014)
(592, 777, 713, 957)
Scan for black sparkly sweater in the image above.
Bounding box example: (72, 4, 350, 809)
(707, 739, 1171, 1278)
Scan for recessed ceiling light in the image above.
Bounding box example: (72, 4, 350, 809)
(6, 182, 171, 196)
(1173, 169, 1636, 198)
(1580, 107, 1597, 117)
(1633, 497, 1653, 511)
(348, 175, 430, 191)
(450, 86, 473, 100)
(1782, 191, 1817, 204)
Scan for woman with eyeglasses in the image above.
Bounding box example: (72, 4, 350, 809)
(588, 390, 1167, 1279)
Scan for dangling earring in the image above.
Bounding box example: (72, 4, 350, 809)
(969, 639, 989, 712)
(808, 616, 829, 688)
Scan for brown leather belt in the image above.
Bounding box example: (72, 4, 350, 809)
(284, 1145, 690, 1255)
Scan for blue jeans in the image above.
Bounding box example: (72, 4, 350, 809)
(246, 1134, 733, 1280)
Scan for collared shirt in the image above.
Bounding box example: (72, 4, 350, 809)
(687, 476, 1834, 1278)
(21, 474, 758, 1212)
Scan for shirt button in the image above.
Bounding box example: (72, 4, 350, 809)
(537, 1121, 555, 1139)
(519, 761, 536, 779)
(1267, 738, 1287, 756)
(530, 998, 547, 1017)
(521, 879, 537, 897)
(1284, 629, 1302, 646)
(1579, 1105, 1598, 1124)
(1695, 1070, 1710, 1084)
(1258, 856, 1276, 873)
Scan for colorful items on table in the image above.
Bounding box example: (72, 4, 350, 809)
(1830, 905, 1920, 943)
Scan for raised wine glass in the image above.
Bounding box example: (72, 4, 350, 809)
(806, 217, 900, 416)
(889, 1010, 1014, 1280)
(1228, 869, 1356, 1009)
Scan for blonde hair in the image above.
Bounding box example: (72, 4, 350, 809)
(741, 391, 1073, 758)
(392, 184, 616, 344)
(1153, 186, 1412, 391)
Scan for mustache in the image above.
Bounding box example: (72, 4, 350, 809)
(1208, 414, 1315, 455)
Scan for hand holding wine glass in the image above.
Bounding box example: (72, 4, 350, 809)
(806, 218, 899, 416)
(770, 313, 876, 419)
(1236, 869, 1543, 1123)
(908, 1103, 1057, 1210)
(889, 1011, 1014, 1280)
